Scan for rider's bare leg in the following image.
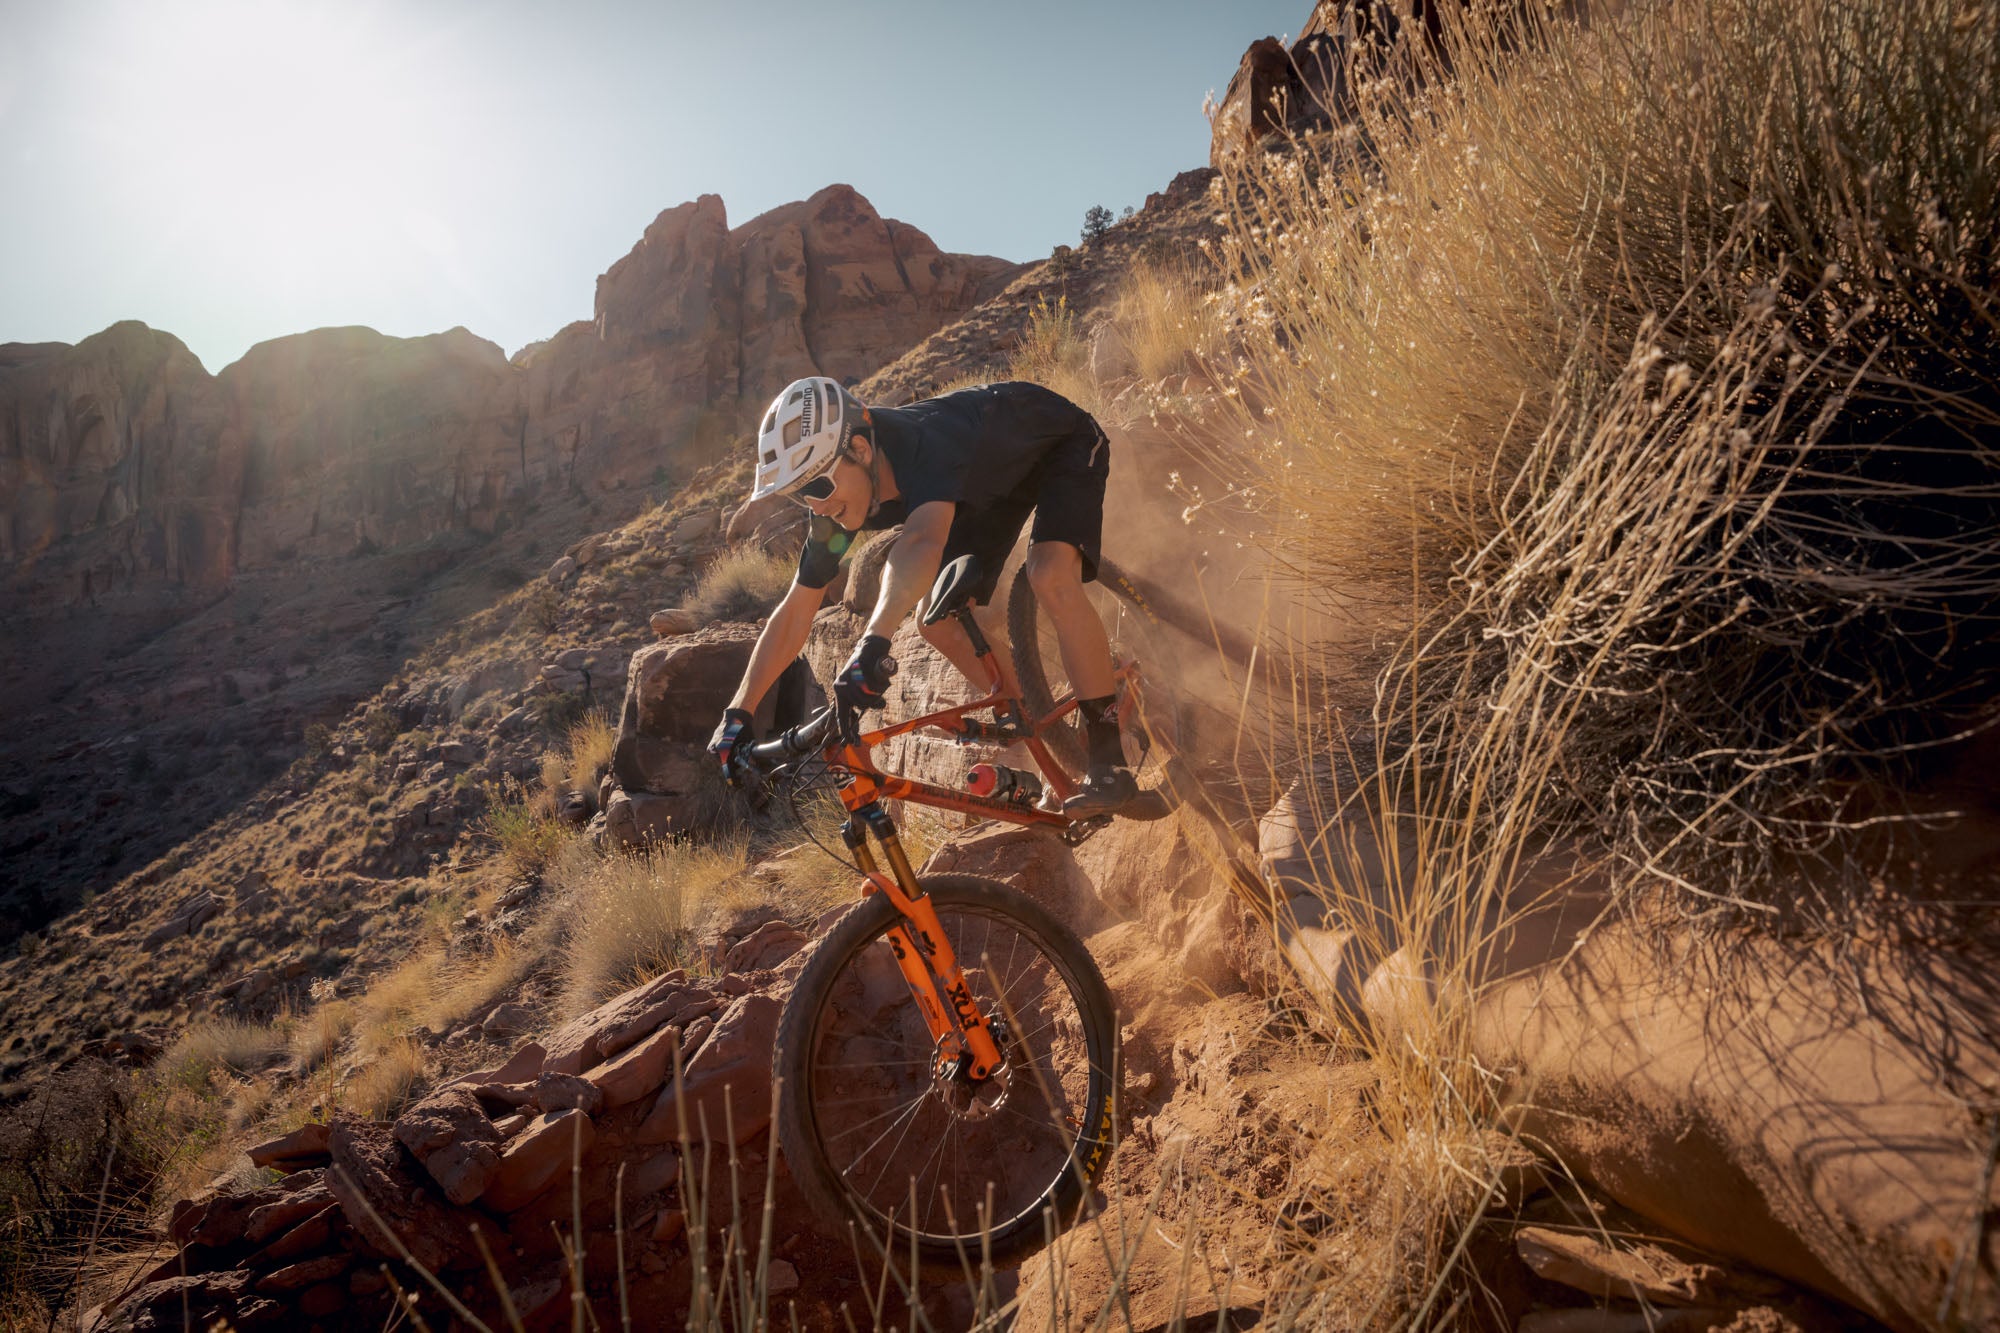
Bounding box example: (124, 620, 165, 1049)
(917, 596, 1024, 702)
(1025, 542, 1114, 700)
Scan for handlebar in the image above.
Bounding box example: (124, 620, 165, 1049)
(734, 705, 839, 776)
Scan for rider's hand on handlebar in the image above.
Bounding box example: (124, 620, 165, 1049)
(708, 707, 754, 786)
(833, 635, 896, 713)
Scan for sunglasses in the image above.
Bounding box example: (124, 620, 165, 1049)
(794, 473, 837, 502)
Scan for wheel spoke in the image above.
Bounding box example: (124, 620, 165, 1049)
(788, 888, 1113, 1256)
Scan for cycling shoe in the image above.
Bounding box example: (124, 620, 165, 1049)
(1062, 765, 1139, 820)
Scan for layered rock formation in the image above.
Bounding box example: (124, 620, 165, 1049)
(0, 186, 1021, 612)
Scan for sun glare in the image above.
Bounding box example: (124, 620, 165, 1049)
(87, 0, 485, 339)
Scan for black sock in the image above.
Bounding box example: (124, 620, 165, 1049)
(1078, 695, 1124, 771)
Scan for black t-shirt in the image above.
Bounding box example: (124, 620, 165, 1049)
(794, 381, 1095, 590)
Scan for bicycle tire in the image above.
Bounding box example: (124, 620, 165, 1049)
(1005, 555, 1187, 779)
(773, 874, 1118, 1269)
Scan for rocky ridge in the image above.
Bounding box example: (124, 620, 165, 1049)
(1, 185, 1018, 612)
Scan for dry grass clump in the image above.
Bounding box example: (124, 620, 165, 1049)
(0, 1064, 185, 1327)
(485, 776, 569, 882)
(1109, 261, 1228, 390)
(1218, 0, 2000, 928)
(548, 833, 750, 1015)
(343, 1038, 426, 1120)
(1009, 294, 1100, 413)
(156, 1020, 287, 1090)
(1144, 0, 2000, 1323)
(289, 998, 354, 1073)
(563, 713, 616, 798)
(683, 546, 794, 623)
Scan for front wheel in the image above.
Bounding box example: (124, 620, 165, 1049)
(773, 875, 1118, 1269)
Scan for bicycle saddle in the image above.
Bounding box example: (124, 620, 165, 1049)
(922, 554, 984, 626)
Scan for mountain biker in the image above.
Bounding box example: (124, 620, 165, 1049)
(708, 375, 1138, 818)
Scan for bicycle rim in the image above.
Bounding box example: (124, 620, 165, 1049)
(774, 875, 1117, 1267)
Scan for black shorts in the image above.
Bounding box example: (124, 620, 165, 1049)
(942, 420, 1109, 604)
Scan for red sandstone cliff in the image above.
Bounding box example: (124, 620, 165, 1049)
(0, 186, 1022, 610)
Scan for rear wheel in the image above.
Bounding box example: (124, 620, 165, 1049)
(1005, 556, 1188, 783)
(773, 875, 1118, 1269)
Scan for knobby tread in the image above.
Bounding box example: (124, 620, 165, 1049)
(771, 874, 1118, 1269)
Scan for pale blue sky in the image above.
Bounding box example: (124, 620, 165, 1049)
(0, 0, 1307, 373)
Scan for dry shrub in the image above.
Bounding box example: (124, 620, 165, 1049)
(1009, 294, 1099, 412)
(564, 713, 616, 798)
(1109, 261, 1227, 390)
(538, 748, 568, 800)
(1175, 0, 2000, 1321)
(342, 1039, 424, 1120)
(424, 936, 541, 1036)
(484, 777, 570, 882)
(1219, 0, 2000, 927)
(290, 999, 354, 1073)
(156, 1020, 286, 1090)
(349, 952, 443, 1056)
(683, 546, 794, 624)
(0, 1064, 182, 1326)
(549, 834, 749, 1015)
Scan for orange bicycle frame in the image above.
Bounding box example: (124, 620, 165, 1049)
(814, 635, 1147, 1078)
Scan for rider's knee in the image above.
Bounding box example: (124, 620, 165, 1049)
(1026, 543, 1083, 599)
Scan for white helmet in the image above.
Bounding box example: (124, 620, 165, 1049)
(751, 376, 867, 501)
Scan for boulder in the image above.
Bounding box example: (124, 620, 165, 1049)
(447, 1041, 545, 1089)
(722, 920, 807, 974)
(392, 1087, 504, 1206)
(169, 1174, 319, 1249)
(479, 1002, 536, 1042)
(530, 1071, 604, 1115)
(253, 1253, 349, 1296)
(121, 1271, 254, 1331)
(1208, 5, 1437, 169)
(482, 1109, 596, 1212)
(586, 1020, 686, 1111)
(540, 968, 696, 1075)
(253, 1204, 338, 1264)
(241, 1177, 334, 1245)
(1513, 1226, 1752, 1308)
(672, 509, 721, 546)
(725, 493, 803, 549)
(602, 788, 693, 850)
(142, 892, 222, 949)
(1456, 915, 2000, 1331)
(546, 556, 578, 584)
(922, 825, 1106, 937)
(615, 625, 761, 751)
(638, 992, 783, 1145)
(324, 1116, 474, 1272)
(650, 608, 700, 638)
(840, 530, 902, 617)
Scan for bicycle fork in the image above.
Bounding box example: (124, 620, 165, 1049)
(843, 806, 1006, 1081)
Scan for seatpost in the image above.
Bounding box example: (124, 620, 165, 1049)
(954, 606, 992, 658)
(954, 607, 1005, 692)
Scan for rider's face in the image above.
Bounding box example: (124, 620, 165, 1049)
(800, 441, 876, 530)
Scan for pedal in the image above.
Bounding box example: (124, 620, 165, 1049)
(1059, 815, 1113, 847)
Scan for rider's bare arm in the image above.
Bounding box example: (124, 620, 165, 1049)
(865, 501, 956, 641)
(730, 578, 828, 713)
